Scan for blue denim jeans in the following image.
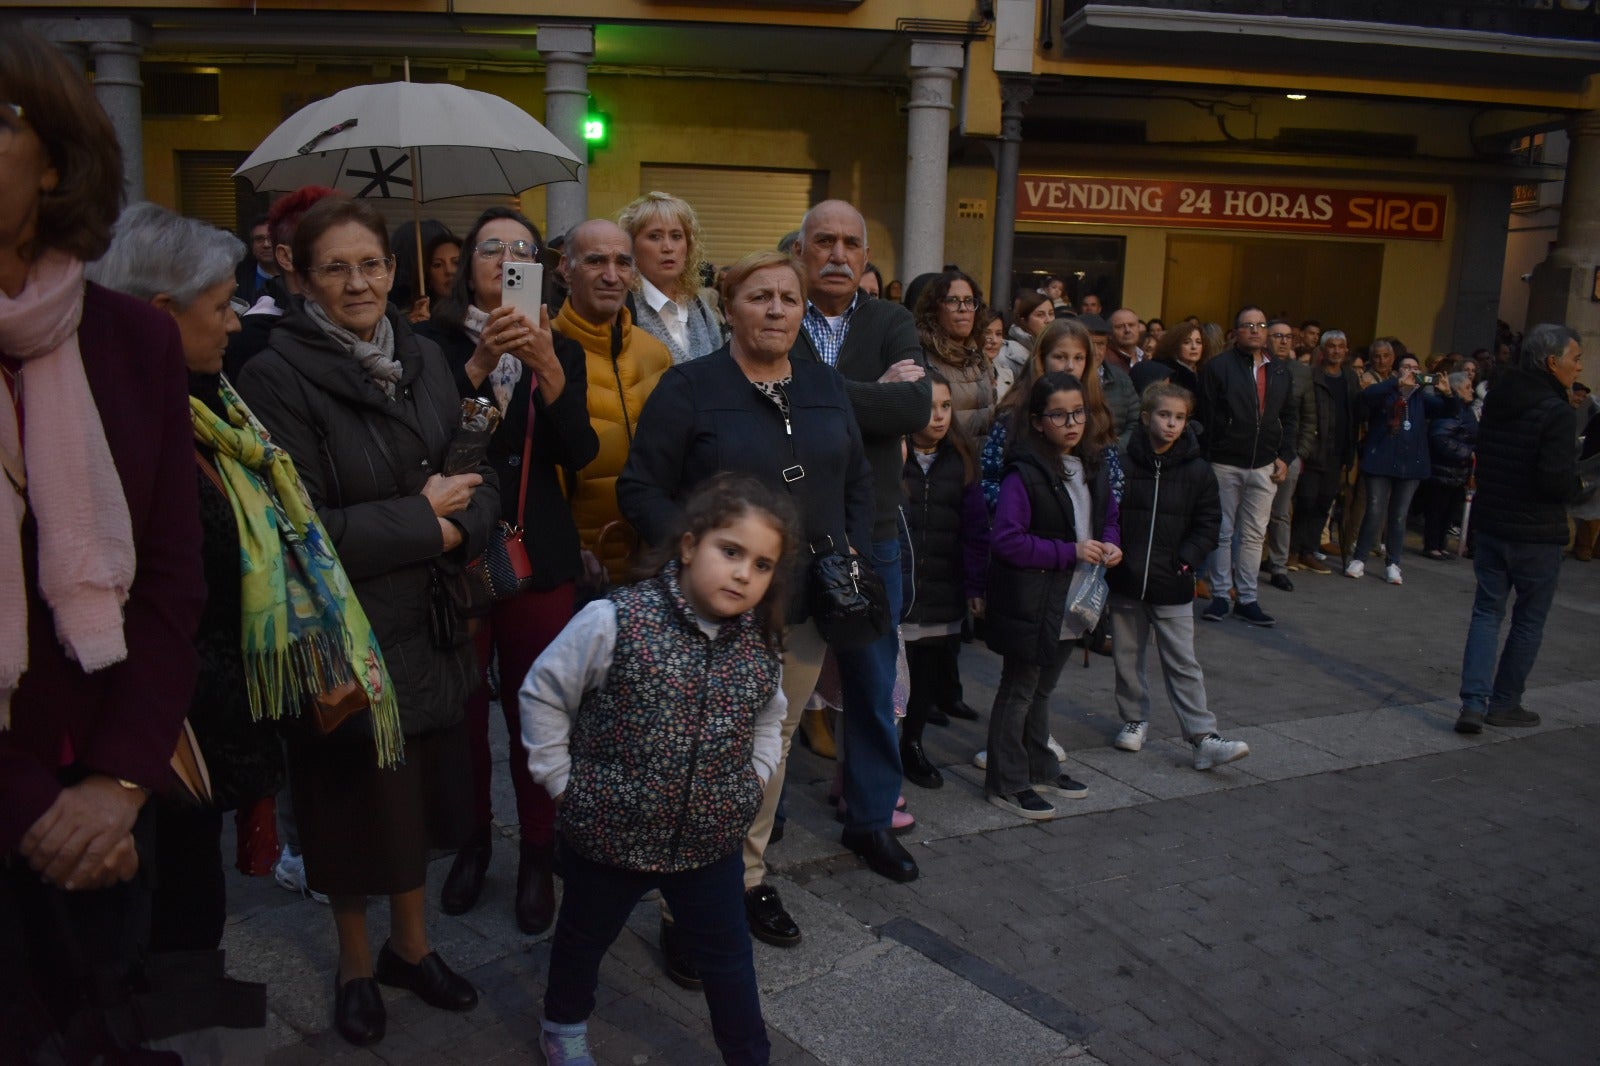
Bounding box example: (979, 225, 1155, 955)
(1458, 533, 1562, 713)
(1352, 475, 1420, 567)
(834, 538, 904, 833)
(545, 844, 770, 1065)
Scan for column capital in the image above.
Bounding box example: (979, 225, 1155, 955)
(1567, 108, 1600, 143)
(907, 37, 964, 74)
(536, 24, 594, 60)
(1000, 77, 1035, 109)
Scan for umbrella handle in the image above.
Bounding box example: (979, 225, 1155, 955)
(297, 118, 359, 156)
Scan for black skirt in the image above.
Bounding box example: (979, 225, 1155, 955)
(285, 723, 472, 897)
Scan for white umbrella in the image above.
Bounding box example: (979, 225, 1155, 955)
(233, 81, 582, 200)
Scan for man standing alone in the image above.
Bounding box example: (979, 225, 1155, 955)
(1456, 324, 1587, 733)
(1196, 306, 1297, 626)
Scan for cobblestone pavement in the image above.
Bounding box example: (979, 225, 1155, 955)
(227, 548, 1600, 1065)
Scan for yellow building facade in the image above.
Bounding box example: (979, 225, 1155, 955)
(13, 0, 1600, 352)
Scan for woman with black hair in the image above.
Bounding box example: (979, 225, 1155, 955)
(416, 207, 599, 934)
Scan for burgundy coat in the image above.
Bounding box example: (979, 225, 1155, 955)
(0, 283, 204, 851)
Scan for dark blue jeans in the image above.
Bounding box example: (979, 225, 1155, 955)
(544, 844, 769, 1065)
(1458, 532, 1562, 714)
(834, 538, 905, 832)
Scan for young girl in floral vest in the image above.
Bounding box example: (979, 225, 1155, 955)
(519, 474, 798, 1066)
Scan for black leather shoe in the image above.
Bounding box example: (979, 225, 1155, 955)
(744, 884, 802, 947)
(900, 740, 944, 790)
(374, 943, 477, 1011)
(925, 706, 951, 727)
(334, 975, 385, 1046)
(440, 832, 492, 916)
(942, 701, 981, 721)
(659, 918, 702, 990)
(515, 840, 557, 935)
(840, 828, 919, 883)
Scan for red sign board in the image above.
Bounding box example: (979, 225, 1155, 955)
(1017, 174, 1448, 242)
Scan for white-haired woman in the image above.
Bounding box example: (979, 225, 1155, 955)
(618, 191, 723, 364)
(88, 201, 397, 962)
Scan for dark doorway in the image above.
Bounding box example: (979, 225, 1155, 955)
(1009, 233, 1126, 313)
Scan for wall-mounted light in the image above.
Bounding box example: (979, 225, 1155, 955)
(1286, 92, 1308, 101)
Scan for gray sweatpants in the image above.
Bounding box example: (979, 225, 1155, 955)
(1110, 594, 1217, 740)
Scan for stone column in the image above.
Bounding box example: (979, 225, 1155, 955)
(1448, 180, 1515, 355)
(537, 24, 594, 241)
(90, 40, 146, 201)
(1526, 109, 1600, 349)
(988, 78, 1033, 307)
(902, 39, 964, 282)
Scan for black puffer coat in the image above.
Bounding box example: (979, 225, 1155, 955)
(901, 442, 989, 626)
(1472, 366, 1580, 544)
(1108, 427, 1220, 606)
(236, 303, 500, 736)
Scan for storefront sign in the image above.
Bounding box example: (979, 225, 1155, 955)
(1017, 174, 1448, 241)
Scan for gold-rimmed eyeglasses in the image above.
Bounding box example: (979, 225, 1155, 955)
(307, 256, 394, 283)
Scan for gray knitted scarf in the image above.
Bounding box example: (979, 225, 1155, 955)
(306, 301, 402, 398)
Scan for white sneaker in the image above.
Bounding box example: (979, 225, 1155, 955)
(1344, 559, 1365, 579)
(1047, 734, 1067, 761)
(972, 749, 988, 770)
(273, 847, 329, 904)
(1192, 734, 1250, 771)
(1385, 564, 1403, 585)
(1113, 722, 1148, 752)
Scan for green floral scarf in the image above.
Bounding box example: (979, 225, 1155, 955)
(190, 377, 403, 768)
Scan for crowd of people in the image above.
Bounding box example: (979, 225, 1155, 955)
(2, 30, 1593, 1065)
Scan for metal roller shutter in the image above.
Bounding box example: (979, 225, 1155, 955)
(637, 164, 827, 269)
(176, 150, 259, 233)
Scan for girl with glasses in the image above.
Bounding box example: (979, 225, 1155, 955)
(982, 372, 1122, 821)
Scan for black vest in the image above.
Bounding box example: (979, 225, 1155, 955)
(902, 443, 970, 626)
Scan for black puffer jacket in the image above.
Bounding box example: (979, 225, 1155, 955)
(236, 304, 500, 736)
(1108, 427, 1220, 606)
(901, 443, 988, 626)
(985, 452, 1113, 666)
(1427, 406, 1478, 488)
(1472, 366, 1580, 544)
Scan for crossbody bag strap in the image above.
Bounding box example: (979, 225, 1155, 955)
(515, 382, 535, 527)
(194, 447, 227, 496)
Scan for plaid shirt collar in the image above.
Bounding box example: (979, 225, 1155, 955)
(801, 291, 861, 367)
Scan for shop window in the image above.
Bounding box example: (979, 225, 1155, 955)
(1009, 233, 1126, 310)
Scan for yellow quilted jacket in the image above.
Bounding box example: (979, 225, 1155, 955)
(554, 302, 671, 579)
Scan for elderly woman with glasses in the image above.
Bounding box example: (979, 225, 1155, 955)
(914, 269, 998, 446)
(236, 196, 500, 1047)
(415, 207, 597, 936)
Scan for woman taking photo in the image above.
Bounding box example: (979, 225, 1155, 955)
(237, 197, 499, 1047)
(617, 249, 874, 984)
(418, 207, 598, 935)
(1, 33, 206, 1061)
(1345, 352, 1453, 586)
(619, 191, 722, 364)
(915, 269, 997, 446)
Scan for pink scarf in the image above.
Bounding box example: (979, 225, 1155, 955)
(0, 251, 136, 727)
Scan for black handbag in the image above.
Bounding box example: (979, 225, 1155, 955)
(451, 388, 539, 616)
(807, 543, 891, 650)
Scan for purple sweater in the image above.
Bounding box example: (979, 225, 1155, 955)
(991, 465, 1121, 571)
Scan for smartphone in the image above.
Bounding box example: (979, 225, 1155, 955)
(501, 261, 544, 323)
(1417, 373, 1436, 387)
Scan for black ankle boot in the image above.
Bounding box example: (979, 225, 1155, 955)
(440, 828, 492, 916)
(515, 840, 556, 935)
(900, 739, 944, 789)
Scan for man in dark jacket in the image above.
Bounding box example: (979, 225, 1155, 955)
(1291, 330, 1360, 573)
(790, 199, 931, 885)
(1263, 319, 1318, 590)
(1195, 305, 1297, 626)
(1455, 323, 1585, 734)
